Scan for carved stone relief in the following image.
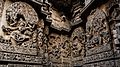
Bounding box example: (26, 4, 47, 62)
(48, 33, 62, 63)
(6, 64, 43, 67)
(83, 60, 115, 67)
(0, 2, 44, 55)
(37, 19, 45, 57)
(71, 0, 84, 26)
(61, 35, 71, 58)
(40, 0, 71, 31)
(0, 0, 120, 66)
(46, 8, 71, 31)
(0, 0, 4, 35)
(48, 33, 71, 66)
(0, 0, 4, 18)
(109, 4, 120, 50)
(85, 0, 92, 6)
(86, 8, 111, 56)
(71, 27, 85, 66)
(71, 27, 85, 58)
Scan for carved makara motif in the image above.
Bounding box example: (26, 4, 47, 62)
(0, 2, 44, 55)
(86, 8, 111, 54)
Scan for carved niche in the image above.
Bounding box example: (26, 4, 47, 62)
(86, 8, 111, 56)
(0, 2, 44, 55)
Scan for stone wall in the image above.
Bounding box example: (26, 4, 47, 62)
(0, 0, 120, 67)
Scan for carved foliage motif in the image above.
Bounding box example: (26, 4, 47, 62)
(86, 9, 111, 55)
(0, 2, 44, 55)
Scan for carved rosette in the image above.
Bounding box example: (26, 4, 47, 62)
(86, 9, 111, 55)
(0, 2, 44, 55)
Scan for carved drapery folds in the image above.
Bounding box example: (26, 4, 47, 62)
(86, 8, 111, 55)
(0, 2, 44, 55)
